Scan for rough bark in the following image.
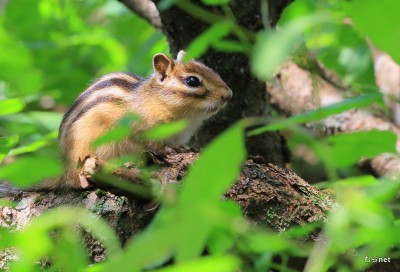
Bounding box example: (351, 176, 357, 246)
(0, 150, 333, 267)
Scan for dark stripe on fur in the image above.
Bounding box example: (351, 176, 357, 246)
(59, 73, 143, 139)
(70, 95, 126, 125)
(90, 77, 142, 92)
(178, 89, 209, 99)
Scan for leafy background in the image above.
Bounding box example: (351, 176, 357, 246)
(0, 0, 400, 271)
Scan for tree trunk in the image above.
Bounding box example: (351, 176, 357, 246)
(119, 0, 293, 165)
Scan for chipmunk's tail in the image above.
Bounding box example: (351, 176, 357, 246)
(0, 163, 68, 198)
(0, 181, 23, 198)
(0, 178, 60, 198)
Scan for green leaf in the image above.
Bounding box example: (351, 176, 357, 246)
(144, 119, 188, 141)
(11, 207, 121, 271)
(158, 0, 177, 11)
(207, 229, 234, 255)
(367, 178, 400, 203)
(92, 114, 138, 148)
(102, 123, 246, 271)
(0, 99, 25, 115)
(212, 40, 250, 53)
(185, 22, 232, 60)
(155, 255, 240, 272)
(9, 130, 58, 156)
(240, 232, 298, 254)
(0, 154, 62, 186)
(278, 0, 316, 24)
(92, 126, 132, 148)
(0, 135, 19, 163)
(345, 0, 400, 63)
(314, 25, 376, 88)
(0, 27, 42, 96)
(202, 0, 230, 5)
(284, 222, 321, 238)
(180, 123, 246, 203)
(248, 93, 382, 135)
(26, 111, 63, 131)
(280, 1, 377, 88)
(0, 199, 18, 208)
(252, 15, 324, 80)
(326, 130, 396, 168)
(51, 227, 88, 272)
(332, 175, 378, 189)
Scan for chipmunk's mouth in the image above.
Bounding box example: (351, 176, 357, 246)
(205, 104, 219, 112)
(204, 102, 227, 113)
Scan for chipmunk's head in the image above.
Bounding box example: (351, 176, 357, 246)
(152, 51, 232, 119)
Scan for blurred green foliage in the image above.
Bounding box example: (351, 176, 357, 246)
(0, 0, 167, 185)
(0, 0, 400, 271)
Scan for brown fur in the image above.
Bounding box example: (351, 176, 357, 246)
(57, 52, 232, 188)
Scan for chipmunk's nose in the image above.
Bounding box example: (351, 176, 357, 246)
(221, 88, 233, 102)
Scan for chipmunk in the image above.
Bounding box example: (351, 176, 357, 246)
(0, 51, 232, 195)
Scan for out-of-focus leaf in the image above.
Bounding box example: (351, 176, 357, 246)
(0, 27, 42, 96)
(202, 0, 231, 5)
(0, 135, 19, 163)
(367, 178, 400, 203)
(158, 0, 177, 11)
(248, 93, 381, 135)
(326, 176, 398, 271)
(0, 154, 62, 186)
(0, 199, 17, 208)
(0, 227, 15, 249)
(155, 255, 240, 272)
(9, 130, 58, 156)
(239, 232, 301, 255)
(326, 130, 396, 168)
(0, 99, 24, 115)
(284, 222, 321, 238)
(345, 0, 400, 63)
(207, 230, 234, 255)
(174, 123, 245, 262)
(212, 40, 250, 53)
(312, 24, 376, 88)
(280, 1, 376, 89)
(92, 126, 132, 148)
(185, 22, 231, 60)
(144, 119, 188, 141)
(102, 123, 246, 271)
(52, 227, 88, 272)
(2, 0, 166, 105)
(331, 175, 378, 189)
(92, 114, 138, 148)
(180, 123, 245, 203)
(26, 111, 63, 131)
(252, 14, 324, 80)
(11, 207, 121, 271)
(281, 1, 317, 23)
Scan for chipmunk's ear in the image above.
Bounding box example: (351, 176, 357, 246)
(176, 50, 187, 62)
(153, 53, 174, 81)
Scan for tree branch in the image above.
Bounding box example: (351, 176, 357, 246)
(0, 150, 333, 267)
(118, 0, 163, 30)
(268, 61, 400, 177)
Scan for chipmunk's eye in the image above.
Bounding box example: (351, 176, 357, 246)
(185, 76, 201, 87)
